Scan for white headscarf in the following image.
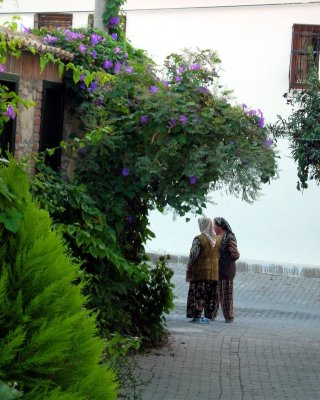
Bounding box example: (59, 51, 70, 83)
(198, 217, 216, 247)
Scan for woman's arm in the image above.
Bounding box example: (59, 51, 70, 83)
(187, 238, 201, 270)
(228, 239, 240, 260)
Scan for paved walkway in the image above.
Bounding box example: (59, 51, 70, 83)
(127, 263, 320, 400)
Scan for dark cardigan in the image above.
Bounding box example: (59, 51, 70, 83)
(218, 232, 240, 280)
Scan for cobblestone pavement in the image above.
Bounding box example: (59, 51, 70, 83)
(129, 263, 320, 400)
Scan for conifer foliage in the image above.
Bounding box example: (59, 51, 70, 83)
(0, 161, 118, 399)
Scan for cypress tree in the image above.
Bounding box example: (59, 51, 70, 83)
(0, 161, 118, 399)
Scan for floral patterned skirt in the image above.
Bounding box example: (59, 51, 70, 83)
(186, 280, 218, 319)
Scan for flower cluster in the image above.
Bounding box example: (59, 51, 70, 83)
(64, 29, 86, 41)
(173, 63, 202, 83)
(242, 104, 265, 128)
(43, 34, 59, 44)
(40, 27, 136, 93)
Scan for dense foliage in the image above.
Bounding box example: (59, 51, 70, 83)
(271, 65, 320, 189)
(32, 164, 174, 345)
(0, 161, 118, 399)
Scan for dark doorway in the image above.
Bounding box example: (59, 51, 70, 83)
(39, 81, 65, 171)
(0, 73, 19, 157)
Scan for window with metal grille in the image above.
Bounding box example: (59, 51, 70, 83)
(34, 13, 73, 30)
(290, 24, 320, 89)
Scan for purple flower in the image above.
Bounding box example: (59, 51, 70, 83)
(169, 118, 177, 127)
(190, 63, 201, 70)
(90, 33, 100, 45)
(140, 115, 149, 124)
(258, 117, 265, 127)
(3, 105, 15, 120)
(23, 26, 31, 34)
(178, 66, 186, 74)
(198, 86, 210, 94)
(0, 64, 6, 72)
(103, 60, 113, 69)
(89, 81, 98, 93)
(242, 103, 247, 109)
(123, 53, 128, 59)
(109, 16, 121, 26)
(79, 74, 85, 81)
(43, 34, 59, 44)
(263, 139, 273, 149)
(180, 114, 187, 125)
(189, 175, 197, 185)
(258, 109, 263, 116)
(175, 76, 182, 83)
(79, 82, 86, 90)
(63, 29, 85, 41)
(114, 47, 122, 54)
(79, 44, 87, 54)
(90, 50, 97, 58)
(114, 61, 122, 74)
(162, 80, 169, 87)
(122, 167, 130, 176)
(111, 33, 118, 40)
(149, 86, 158, 94)
(125, 66, 134, 73)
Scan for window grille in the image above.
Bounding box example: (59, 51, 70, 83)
(35, 13, 73, 30)
(290, 24, 320, 89)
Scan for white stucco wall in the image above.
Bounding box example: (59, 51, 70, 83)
(124, 0, 320, 266)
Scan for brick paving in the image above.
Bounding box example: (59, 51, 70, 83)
(126, 263, 320, 400)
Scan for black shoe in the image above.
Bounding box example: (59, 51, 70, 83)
(225, 318, 234, 323)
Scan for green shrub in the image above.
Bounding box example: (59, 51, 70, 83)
(31, 166, 174, 346)
(0, 161, 118, 399)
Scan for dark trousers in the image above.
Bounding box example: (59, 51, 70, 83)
(186, 280, 218, 319)
(213, 278, 234, 321)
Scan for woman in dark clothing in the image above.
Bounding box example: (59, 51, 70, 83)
(213, 217, 240, 323)
(186, 217, 219, 323)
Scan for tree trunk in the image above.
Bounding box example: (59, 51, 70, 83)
(94, 0, 107, 31)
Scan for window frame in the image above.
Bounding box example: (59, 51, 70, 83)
(290, 24, 320, 89)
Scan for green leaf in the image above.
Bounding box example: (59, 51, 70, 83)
(0, 208, 23, 233)
(73, 69, 81, 84)
(39, 56, 48, 73)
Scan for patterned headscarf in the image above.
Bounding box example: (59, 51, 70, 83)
(213, 217, 233, 234)
(198, 217, 216, 247)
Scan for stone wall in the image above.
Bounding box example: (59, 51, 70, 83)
(15, 79, 43, 159)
